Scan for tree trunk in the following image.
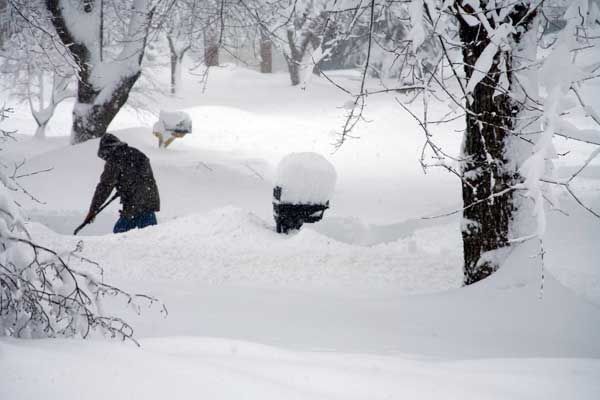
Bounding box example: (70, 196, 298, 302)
(170, 52, 178, 95)
(175, 55, 183, 91)
(29, 74, 52, 140)
(204, 28, 219, 67)
(0, 0, 7, 49)
(286, 29, 303, 86)
(34, 122, 48, 139)
(32, 105, 53, 141)
(205, 45, 219, 67)
(167, 35, 189, 95)
(167, 35, 178, 95)
(457, 2, 537, 285)
(286, 57, 301, 86)
(259, 30, 272, 73)
(72, 73, 140, 143)
(45, 0, 150, 144)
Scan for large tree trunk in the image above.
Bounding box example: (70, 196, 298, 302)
(259, 29, 272, 73)
(46, 0, 150, 144)
(71, 74, 140, 143)
(457, 2, 537, 285)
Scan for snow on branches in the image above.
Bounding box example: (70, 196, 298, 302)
(0, 108, 165, 342)
(518, 0, 600, 238)
(325, 0, 600, 283)
(45, 0, 157, 143)
(0, 0, 75, 139)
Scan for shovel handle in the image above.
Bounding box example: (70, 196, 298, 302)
(73, 222, 87, 236)
(73, 193, 119, 235)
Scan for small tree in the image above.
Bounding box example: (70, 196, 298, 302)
(164, 0, 200, 95)
(1, 1, 75, 139)
(198, 0, 224, 67)
(236, 0, 281, 73)
(1, 57, 74, 140)
(280, 1, 327, 86)
(26, 68, 73, 139)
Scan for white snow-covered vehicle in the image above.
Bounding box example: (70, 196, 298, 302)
(273, 152, 337, 234)
(152, 110, 192, 148)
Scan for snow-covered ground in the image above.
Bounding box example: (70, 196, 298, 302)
(1, 64, 599, 399)
(3, 337, 600, 400)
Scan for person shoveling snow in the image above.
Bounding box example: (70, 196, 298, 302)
(77, 133, 160, 234)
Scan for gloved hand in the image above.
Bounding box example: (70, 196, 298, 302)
(84, 211, 96, 224)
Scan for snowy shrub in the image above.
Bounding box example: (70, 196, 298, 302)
(0, 108, 163, 342)
(275, 152, 337, 204)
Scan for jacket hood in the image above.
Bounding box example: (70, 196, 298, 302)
(98, 133, 126, 160)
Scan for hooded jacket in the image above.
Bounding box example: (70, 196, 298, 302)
(90, 134, 160, 218)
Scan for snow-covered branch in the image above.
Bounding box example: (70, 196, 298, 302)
(0, 108, 166, 342)
(45, 0, 159, 143)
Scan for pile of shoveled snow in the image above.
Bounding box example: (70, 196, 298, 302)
(28, 206, 462, 292)
(25, 206, 600, 359)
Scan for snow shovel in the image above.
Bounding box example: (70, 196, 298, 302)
(73, 193, 119, 235)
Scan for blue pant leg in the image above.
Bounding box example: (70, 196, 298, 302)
(136, 212, 157, 229)
(113, 216, 134, 233)
(113, 212, 157, 233)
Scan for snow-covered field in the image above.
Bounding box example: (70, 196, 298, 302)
(1, 65, 599, 399)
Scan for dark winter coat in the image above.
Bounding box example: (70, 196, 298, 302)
(90, 134, 160, 218)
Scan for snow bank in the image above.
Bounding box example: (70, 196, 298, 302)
(24, 205, 600, 359)
(275, 152, 337, 204)
(26, 206, 462, 292)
